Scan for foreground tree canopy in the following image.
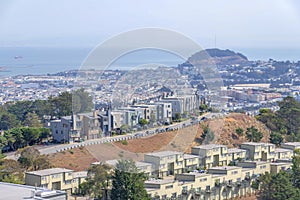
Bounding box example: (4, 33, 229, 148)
(111, 159, 150, 200)
(257, 97, 300, 143)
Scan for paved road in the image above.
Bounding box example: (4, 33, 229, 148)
(5, 112, 223, 159)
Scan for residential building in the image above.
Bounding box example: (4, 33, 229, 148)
(144, 151, 184, 178)
(191, 144, 229, 168)
(227, 148, 247, 164)
(50, 116, 73, 143)
(183, 154, 200, 172)
(240, 142, 275, 162)
(274, 148, 293, 160)
(270, 162, 292, 174)
(25, 168, 87, 195)
(102, 159, 154, 177)
(281, 142, 300, 151)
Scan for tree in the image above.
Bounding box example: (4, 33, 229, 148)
(79, 163, 111, 199)
(246, 126, 263, 142)
(174, 113, 181, 122)
(0, 159, 24, 184)
(138, 119, 148, 127)
(292, 149, 300, 188)
(269, 132, 283, 146)
(235, 127, 244, 136)
(23, 112, 42, 127)
(111, 159, 150, 200)
(0, 112, 20, 130)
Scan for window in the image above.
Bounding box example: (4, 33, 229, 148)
(171, 193, 177, 198)
(52, 174, 60, 179)
(162, 195, 167, 200)
(160, 164, 165, 169)
(200, 178, 207, 182)
(260, 165, 266, 169)
(231, 171, 238, 175)
(166, 185, 173, 189)
(41, 176, 47, 181)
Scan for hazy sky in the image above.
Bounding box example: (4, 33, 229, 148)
(0, 0, 300, 49)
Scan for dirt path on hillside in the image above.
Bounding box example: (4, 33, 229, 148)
(85, 142, 144, 162)
(159, 125, 200, 153)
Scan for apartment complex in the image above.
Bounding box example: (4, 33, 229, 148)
(144, 151, 185, 178)
(25, 168, 87, 195)
(241, 142, 276, 162)
(142, 142, 296, 199)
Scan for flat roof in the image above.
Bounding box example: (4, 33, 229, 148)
(209, 166, 241, 171)
(183, 154, 199, 159)
(192, 144, 226, 150)
(145, 151, 182, 158)
(180, 172, 211, 178)
(105, 159, 152, 168)
(145, 179, 174, 185)
(242, 142, 274, 146)
(275, 148, 293, 153)
(26, 168, 73, 176)
(282, 142, 300, 146)
(270, 162, 292, 166)
(228, 148, 246, 153)
(0, 182, 66, 200)
(73, 171, 88, 179)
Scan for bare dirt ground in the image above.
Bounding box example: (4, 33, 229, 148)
(85, 142, 143, 162)
(48, 147, 97, 171)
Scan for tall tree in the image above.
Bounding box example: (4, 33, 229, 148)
(111, 159, 150, 200)
(23, 112, 42, 127)
(80, 163, 111, 199)
(0, 112, 20, 130)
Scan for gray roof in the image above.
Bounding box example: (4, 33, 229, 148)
(228, 148, 246, 153)
(209, 166, 241, 171)
(145, 151, 182, 158)
(192, 144, 226, 150)
(183, 154, 199, 159)
(275, 148, 293, 153)
(26, 168, 73, 176)
(0, 182, 66, 200)
(282, 142, 300, 147)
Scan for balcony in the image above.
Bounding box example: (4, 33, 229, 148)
(205, 189, 211, 193)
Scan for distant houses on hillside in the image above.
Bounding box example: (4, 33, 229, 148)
(50, 93, 201, 143)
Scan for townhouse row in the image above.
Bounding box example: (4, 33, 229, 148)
(50, 93, 201, 143)
(145, 161, 292, 200)
(25, 168, 87, 195)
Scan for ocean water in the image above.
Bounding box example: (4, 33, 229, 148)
(0, 46, 299, 78)
(0, 47, 185, 77)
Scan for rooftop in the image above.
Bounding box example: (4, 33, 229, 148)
(192, 144, 227, 150)
(145, 179, 174, 185)
(228, 148, 247, 153)
(282, 142, 300, 147)
(145, 151, 182, 158)
(275, 148, 293, 153)
(183, 154, 199, 159)
(242, 142, 274, 146)
(26, 168, 73, 176)
(209, 166, 241, 171)
(0, 182, 66, 200)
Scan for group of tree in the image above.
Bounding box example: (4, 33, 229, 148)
(79, 159, 150, 200)
(0, 89, 93, 131)
(256, 97, 300, 144)
(253, 149, 300, 200)
(0, 127, 50, 153)
(0, 146, 51, 184)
